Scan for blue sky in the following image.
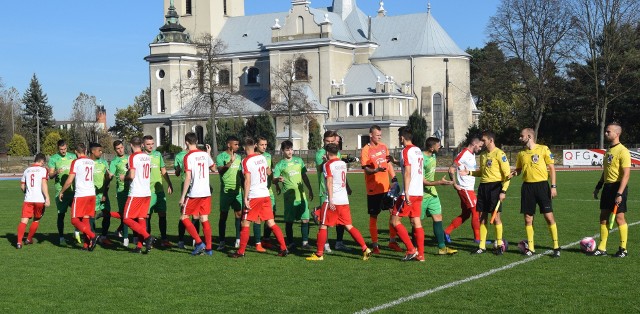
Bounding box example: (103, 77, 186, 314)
(1, 0, 499, 126)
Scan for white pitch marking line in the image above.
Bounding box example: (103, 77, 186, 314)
(355, 220, 640, 314)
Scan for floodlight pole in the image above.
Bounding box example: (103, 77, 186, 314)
(443, 58, 449, 149)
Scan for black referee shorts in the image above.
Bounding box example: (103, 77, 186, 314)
(367, 193, 388, 216)
(600, 182, 628, 213)
(520, 181, 553, 215)
(477, 182, 503, 213)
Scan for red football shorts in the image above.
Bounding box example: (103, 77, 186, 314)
(182, 197, 211, 216)
(124, 196, 151, 219)
(21, 202, 45, 219)
(391, 195, 422, 218)
(72, 196, 96, 218)
(243, 197, 274, 222)
(458, 189, 477, 210)
(317, 202, 352, 227)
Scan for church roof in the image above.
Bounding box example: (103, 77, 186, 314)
(370, 12, 470, 58)
(218, 12, 287, 54)
(170, 90, 270, 120)
(342, 63, 401, 95)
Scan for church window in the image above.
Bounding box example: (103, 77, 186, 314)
(158, 89, 166, 113)
(367, 102, 373, 116)
(433, 93, 443, 133)
(357, 103, 363, 116)
(223, 0, 228, 16)
(297, 16, 305, 35)
(294, 58, 308, 81)
(218, 69, 230, 86)
(347, 103, 354, 117)
(185, 0, 192, 15)
(247, 67, 260, 85)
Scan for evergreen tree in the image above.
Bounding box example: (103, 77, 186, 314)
(207, 117, 245, 152)
(308, 118, 322, 150)
(43, 131, 62, 155)
(21, 74, 54, 153)
(243, 113, 276, 151)
(7, 134, 31, 156)
(407, 110, 428, 150)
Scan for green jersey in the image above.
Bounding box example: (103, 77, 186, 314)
(216, 151, 242, 192)
(109, 154, 129, 193)
(174, 150, 187, 183)
(93, 158, 109, 192)
(423, 152, 438, 198)
(263, 151, 273, 192)
(148, 150, 165, 193)
(315, 149, 341, 198)
(274, 156, 307, 202)
(48, 152, 78, 193)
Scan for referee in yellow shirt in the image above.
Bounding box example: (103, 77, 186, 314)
(464, 131, 511, 255)
(510, 128, 560, 257)
(592, 123, 631, 258)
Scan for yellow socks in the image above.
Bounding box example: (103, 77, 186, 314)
(619, 224, 628, 250)
(495, 224, 503, 247)
(480, 223, 488, 250)
(526, 225, 535, 251)
(548, 223, 559, 249)
(598, 224, 608, 252)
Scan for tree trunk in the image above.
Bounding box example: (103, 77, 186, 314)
(210, 94, 219, 157)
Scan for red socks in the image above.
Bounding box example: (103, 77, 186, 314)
(348, 227, 368, 250)
(316, 228, 328, 257)
(238, 226, 250, 254)
(123, 218, 150, 239)
(394, 224, 415, 252)
(270, 224, 287, 251)
(182, 218, 202, 244)
(389, 222, 397, 239)
(27, 221, 40, 242)
(110, 212, 121, 219)
(17, 222, 27, 244)
(202, 220, 212, 250)
(471, 207, 481, 241)
(414, 227, 424, 257)
(369, 217, 378, 243)
(71, 218, 95, 238)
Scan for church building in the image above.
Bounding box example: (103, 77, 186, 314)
(142, 0, 479, 149)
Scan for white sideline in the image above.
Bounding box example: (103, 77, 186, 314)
(355, 220, 640, 314)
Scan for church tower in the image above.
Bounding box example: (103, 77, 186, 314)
(144, 0, 198, 147)
(164, 0, 245, 39)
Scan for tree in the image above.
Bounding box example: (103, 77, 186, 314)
(135, 87, 152, 116)
(206, 117, 245, 152)
(467, 42, 520, 108)
(407, 110, 428, 150)
(70, 92, 100, 144)
(270, 55, 314, 142)
(0, 81, 16, 149)
(7, 134, 30, 156)
(21, 74, 54, 153)
(488, 0, 575, 137)
(109, 104, 144, 142)
(43, 131, 62, 155)
(308, 118, 322, 150)
(243, 113, 276, 151)
(569, 0, 640, 147)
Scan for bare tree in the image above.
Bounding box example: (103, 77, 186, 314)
(488, 0, 575, 137)
(570, 0, 640, 147)
(177, 34, 238, 157)
(70, 92, 101, 144)
(270, 55, 314, 141)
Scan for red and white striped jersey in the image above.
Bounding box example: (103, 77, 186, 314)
(453, 148, 477, 190)
(21, 165, 48, 203)
(401, 145, 424, 196)
(184, 150, 214, 198)
(69, 156, 96, 197)
(242, 153, 270, 199)
(128, 152, 151, 197)
(324, 158, 349, 205)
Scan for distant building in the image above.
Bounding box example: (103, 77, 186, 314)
(56, 105, 108, 133)
(143, 0, 480, 149)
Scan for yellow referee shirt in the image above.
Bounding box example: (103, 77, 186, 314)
(604, 143, 631, 183)
(472, 148, 511, 191)
(516, 144, 554, 183)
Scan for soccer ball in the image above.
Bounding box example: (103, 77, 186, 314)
(580, 237, 596, 253)
(494, 239, 508, 253)
(517, 240, 529, 253)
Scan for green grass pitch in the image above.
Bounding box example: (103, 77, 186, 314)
(0, 171, 638, 313)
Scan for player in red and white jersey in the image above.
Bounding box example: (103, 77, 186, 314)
(231, 137, 288, 258)
(179, 132, 216, 256)
(306, 143, 371, 261)
(122, 136, 155, 253)
(60, 143, 98, 251)
(16, 153, 50, 249)
(445, 134, 484, 243)
(387, 127, 422, 261)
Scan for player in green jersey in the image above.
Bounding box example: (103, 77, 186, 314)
(142, 135, 174, 247)
(421, 137, 457, 256)
(216, 136, 243, 250)
(273, 140, 314, 249)
(89, 143, 113, 245)
(315, 130, 349, 252)
(254, 136, 276, 252)
(174, 147, 201, 249)
(47, 140, 78, 245)
(108, 140, 130, 246)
